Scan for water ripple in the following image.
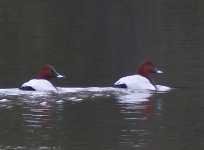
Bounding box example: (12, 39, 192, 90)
(0, 87, 166, 149)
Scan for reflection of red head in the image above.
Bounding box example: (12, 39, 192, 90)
(143, 100, 154, 119)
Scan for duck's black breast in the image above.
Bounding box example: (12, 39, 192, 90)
(19, 86, 36, 91)
(114, 84, 128, 88)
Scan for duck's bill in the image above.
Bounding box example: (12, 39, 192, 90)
(56, 74, 65, 79)
(154, 68, 163, 74)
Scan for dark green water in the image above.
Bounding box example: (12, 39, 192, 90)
(0, 0, 203, 149)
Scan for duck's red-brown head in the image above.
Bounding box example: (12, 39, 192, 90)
(137, 60, 163, 77)
(36, 64, 65, 80)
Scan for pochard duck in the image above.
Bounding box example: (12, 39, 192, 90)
(20, 64, 65, 92)
(114, 61, 171, 92)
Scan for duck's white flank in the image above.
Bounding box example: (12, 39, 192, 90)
(21, 79, 57, 92)
(114, 75, 171, 92)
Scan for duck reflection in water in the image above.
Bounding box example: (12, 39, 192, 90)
(116, 90, 163, 149)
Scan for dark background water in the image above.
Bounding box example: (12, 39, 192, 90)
(0, 0, 203, 88)
(0, 0, 203, 150)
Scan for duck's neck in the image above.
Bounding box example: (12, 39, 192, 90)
(35, 75, 51, 80)
(143, 75, 158, 91)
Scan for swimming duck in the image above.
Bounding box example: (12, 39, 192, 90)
(20, 64, 64, 92)
(114, 61, 171, 92)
